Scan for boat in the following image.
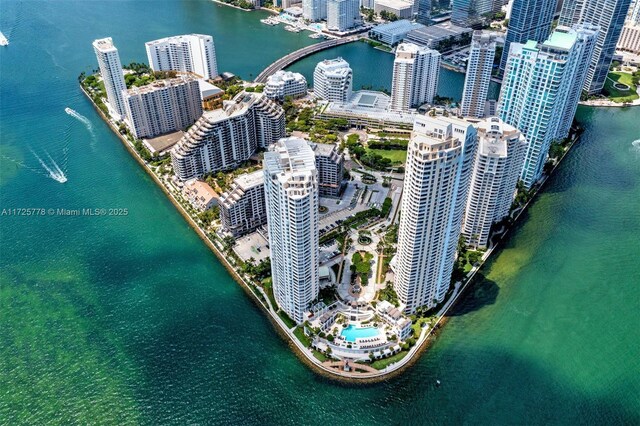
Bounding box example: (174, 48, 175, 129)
(260, 18, 279, 26)
(284, 25, 302, 33)
(0, 31, 8, 46)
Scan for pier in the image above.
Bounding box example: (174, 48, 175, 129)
(254, 36, 359, 83)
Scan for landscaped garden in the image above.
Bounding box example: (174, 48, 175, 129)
(603, 71, 639, 103)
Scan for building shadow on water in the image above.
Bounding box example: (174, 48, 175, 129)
(447, 273, 500, 317)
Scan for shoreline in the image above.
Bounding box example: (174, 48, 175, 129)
(81, 83, 582, 382)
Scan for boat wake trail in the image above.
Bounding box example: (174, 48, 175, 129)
(632, 139, 640, 158)
(65, 107, 94, 136)
(30, 148, 67, 183)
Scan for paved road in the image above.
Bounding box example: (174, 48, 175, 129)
(254, 36, 359, 83)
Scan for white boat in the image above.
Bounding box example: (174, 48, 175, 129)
(284, 25, 302, 33)
(0, 31, 8, 46)
(260, 18, 279, 26)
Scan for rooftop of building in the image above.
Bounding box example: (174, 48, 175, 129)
(407, 22, 473, 41)
(310, 141, 339, 156)
(396, 41, 439, 56)
(371, 20, 425, 34)
(375, 0, 413, 9)
(411, 114, 472, 147)
(198, 79, 223, 99)
(145, 34, 213, 46)
(201, 92, 264, 122)
(544, 27, 578, 51)
(316, 57, 352, 75)
(93, 37, 117, 52)
(126, 74, 200, 95)
(267, 70, 306, 84)
(264, 137, 316, 175)
(183, 179, 219, 201)
(476, 117, 523, 157)
(233, 170, 264, 190)
(143, 130, 185, 153)
(321, 91, 416, 124)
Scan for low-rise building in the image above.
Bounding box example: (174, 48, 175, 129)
(198, 80, 224, 110)
(309, 142, 344, 197)
(376, 300, 413, 341)
(264, 71, 308, 101)
(317, 90, 416, 132)
(123, 74, 203, 139)
(374, 0, 414, 20)
(368, 20, 426, 46)
(183, 179, 218, 211)
(218, 171, 267, 237)
(406, 22, 473, 51)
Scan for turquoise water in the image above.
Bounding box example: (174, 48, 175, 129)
(1, 1, 639, 424)
(341, 325, 380, 342)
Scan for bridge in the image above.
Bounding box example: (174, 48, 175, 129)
(254, 36, 360, 83)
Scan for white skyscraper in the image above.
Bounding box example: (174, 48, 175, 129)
(145, 34, 218, 80)
(264, 137, 319, 324)
(393, 115, 477, 313)
(462, 117, 527, 248)
(313, 58, 353, 102)
(303, 0, 327, 21)
(326, 0, 361, 32)
(498, 25, 599, 188)
(461, 32, 497, 118)
(390, 42, 440, 112)
(559, 0, 632, 94)
(92, 37, 127, 118)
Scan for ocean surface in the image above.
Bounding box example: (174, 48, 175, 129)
(1, 1, 639, 424)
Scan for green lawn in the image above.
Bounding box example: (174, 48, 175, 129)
(370, 351, 409, 370)
(278, 311, 296, 329)
(293, 327, 312, 347)
(604, 72, 639, 103)
(312, 349, 328, 362)
(368, 149, 407, 164)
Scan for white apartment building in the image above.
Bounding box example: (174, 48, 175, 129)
(92, 37, 127, 118)
(374, 0, 414, 20)
(393, 115, 477, 313)
(145, 34, 218, 80)
(171, 92, 285, 181)
(303, 0, 327, 21)
(264, 71, 308, 101)
(219, 170, 267, 237)
(390, 42, 440, 112)
(123, 74, 203, 139)
(618, 22, 640, 54)
(461, 32, 497, 118)
(462, 117, 527, 249)
(498, 25, 598, 188)
(264, 137, 319, 324)
(326, 0, 361, 32)
(313, 58, 353, 102)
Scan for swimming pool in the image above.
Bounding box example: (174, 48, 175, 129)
(340, 325, 380, 342)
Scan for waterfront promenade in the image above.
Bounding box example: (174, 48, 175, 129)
(254, 36, 359, 83)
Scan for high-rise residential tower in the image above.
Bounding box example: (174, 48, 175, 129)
(313, 58, 353, 102)
(92, 37, 127, 118)
(145, 34, 218, 80)
(498, 25, 599, 188)
(558, 0, 632, 94)
(326, 0, 361, 32)
(264, 137, 319, 324)
(452, 0, 502, 27)
(462, 117, 527, 248)
(171, 92, 285, 180)
(415, 0, 431, 25)
(393, 115, 477, 313)
(390, 42, 440, 112)
(499, 0, 556, 73)
(303, 0, 327, 21)
(123, 74, 203, 139)
(460, 32, 497, 118)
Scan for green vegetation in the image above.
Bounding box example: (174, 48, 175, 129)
(242, 258, 271, 282)
(378, 282, 399, 306)
(351, 252, 373, 285)
(216, 77, 245, 100)
(367, 149, 407, 164)
(380, 197, 392, 218)
(204, 162, 261, 193)
(379, 10, 398, 21)
(370, 350, 408, 370)
(279, 311, 297, 329)
(197, 206, 220, 227)
(261, 278, 278, 309)
(294, 326, 312, 347)
(218, 0, 255, 9)
(603, 71, 639, 103)
(312, 349, 329, 362)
